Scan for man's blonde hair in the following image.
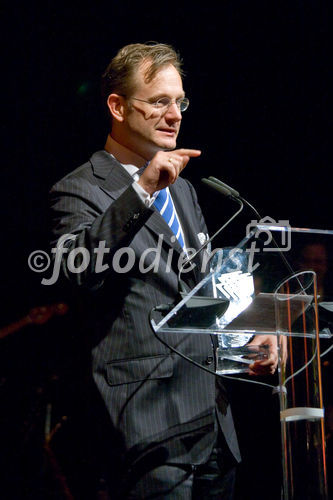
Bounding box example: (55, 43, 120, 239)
(101, 42, 183, 102)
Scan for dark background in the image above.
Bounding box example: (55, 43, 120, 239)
(1, 1, 331, 498)
(2, 0, 331, 319)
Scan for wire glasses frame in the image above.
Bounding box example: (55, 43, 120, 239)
(129, 96, 190, 112)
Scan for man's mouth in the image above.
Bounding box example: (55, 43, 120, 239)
(156, 128, 177, 136)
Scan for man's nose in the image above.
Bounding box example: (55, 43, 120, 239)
(165, 102, 182, 121)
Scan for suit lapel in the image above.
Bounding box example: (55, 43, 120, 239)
(91, 150, 134, 198)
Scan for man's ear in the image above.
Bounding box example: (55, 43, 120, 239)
(107, 94, 126, 122)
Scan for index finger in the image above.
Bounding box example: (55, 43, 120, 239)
(173, 148, 202, 158)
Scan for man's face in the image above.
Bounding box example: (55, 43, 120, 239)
(122, 63, 184, 159)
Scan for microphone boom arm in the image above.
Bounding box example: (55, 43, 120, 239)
(178, 182, 244, 289)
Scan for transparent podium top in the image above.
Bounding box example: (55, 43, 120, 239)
(151, 225, 333, 342)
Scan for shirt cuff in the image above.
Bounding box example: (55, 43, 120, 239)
(132, 179, 156, 207)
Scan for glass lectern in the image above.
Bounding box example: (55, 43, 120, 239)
(151, 225, 332, 499)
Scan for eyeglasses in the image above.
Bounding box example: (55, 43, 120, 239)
(130, 96, 190, 112)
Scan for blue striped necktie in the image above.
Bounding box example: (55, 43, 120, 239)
(154, 188, 185, 250)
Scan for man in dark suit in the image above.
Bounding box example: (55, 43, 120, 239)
(50, 43, 276, 499)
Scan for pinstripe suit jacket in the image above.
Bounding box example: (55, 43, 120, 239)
(50, 150, 240, 472)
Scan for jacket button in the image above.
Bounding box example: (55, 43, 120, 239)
(205, 356, 214, 365)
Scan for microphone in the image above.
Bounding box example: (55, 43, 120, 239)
(207, 176, 260, 216)
(201, 178, 235, 198)
(206, 176, 300, 286)
(206, 177, 240, 199)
